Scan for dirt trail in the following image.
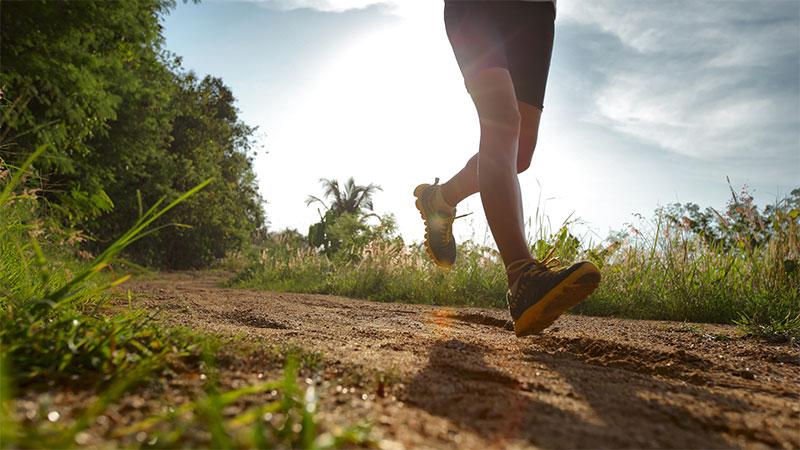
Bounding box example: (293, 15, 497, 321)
(128, 272, 799, 449)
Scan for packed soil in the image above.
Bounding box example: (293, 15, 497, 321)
(91, 272, 800, 448)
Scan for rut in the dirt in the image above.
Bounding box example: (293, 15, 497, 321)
(126, 272, 800, 449)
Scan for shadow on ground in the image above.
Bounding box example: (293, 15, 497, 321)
(405, 339, 755, 449)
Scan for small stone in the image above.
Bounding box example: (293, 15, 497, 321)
(736, 369, 756, 380)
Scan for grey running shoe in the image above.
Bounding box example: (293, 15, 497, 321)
(506, 257, 601, 337)
(413, 178, 457, 268)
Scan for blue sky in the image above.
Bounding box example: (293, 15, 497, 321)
(162, 0, 799, 244)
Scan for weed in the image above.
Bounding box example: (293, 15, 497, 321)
(116, 357, 373, 449)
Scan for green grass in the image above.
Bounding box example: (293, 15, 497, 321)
(233, 239, 508, 309)
(576, 210, 799, 328)
(1, 148, 373, 449)
(113, 355, 372, 449)
(233, 194, 800, 340)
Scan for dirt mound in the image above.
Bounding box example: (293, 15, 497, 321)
(124, 272, 799, 449)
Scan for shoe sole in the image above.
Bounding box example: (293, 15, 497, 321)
(513, 263, 601, 337)
(413, 184, 454, 270)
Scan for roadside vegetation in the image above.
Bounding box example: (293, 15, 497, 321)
(1, 153, 373, 448)
(233, 180, 800, 340)
(1, 1, 370, 447)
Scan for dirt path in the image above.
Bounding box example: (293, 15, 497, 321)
(128, 272, 799, 449)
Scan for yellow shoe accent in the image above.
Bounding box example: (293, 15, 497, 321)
(413, 178, 457, 269)
(507, 256, 601, 337)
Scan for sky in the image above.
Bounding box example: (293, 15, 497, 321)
(162, 0, 800, 245)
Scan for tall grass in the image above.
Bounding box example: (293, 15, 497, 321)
(576, 208, 799, 334)
(233, 191, 800, 339)
(235, 238, 508, 308)
(1, 148, 371, 448)
(1, 147, 212, 387)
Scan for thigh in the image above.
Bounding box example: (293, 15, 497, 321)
(499, 2, 555, 110)
(444, 2, 510, 88)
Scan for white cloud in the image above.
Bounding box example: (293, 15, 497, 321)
(259, 0, 388, 13)
(248, 0, 437, 19)
(561, 0, 799, 160)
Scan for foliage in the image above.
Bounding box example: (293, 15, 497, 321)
(662, 182, 799, 252)
(0, 0, 175, 219)
(236, 185, 800, 340)
(0, 147, 212, 387)
(114, 356, 373, 449)
(1, 153, 370, 449)
(90, 74, 266, 268)
(579, 193, 799, 338)
(0, 0, 265, 269)
(306, 178, 385, 256)
(309, 211, 401, 260)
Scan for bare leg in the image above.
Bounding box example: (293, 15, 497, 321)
(440, 101, 542, 207)
(445, 68, 532, 280)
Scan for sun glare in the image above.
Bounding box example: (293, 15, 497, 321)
(264, 9, 486, 241)
(261, 3, 589, 244)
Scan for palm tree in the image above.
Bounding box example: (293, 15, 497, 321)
(305, 177, 382, 217)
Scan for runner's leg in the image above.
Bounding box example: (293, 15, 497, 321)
(439, 101, 542, 208)
(458, 67, 532, 272)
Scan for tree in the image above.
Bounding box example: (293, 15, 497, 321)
(1, 0, 266, 269)
(305, 177, 383, 254)
(91, 73, 266, 268)
(305, 177, 381, 217)
(662, 184, 800, 252)
(0, 0, 176, 221)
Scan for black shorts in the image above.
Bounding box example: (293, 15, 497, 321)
(444, 1, 555, 110)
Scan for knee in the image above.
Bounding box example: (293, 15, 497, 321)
(478, 105, 522, 140)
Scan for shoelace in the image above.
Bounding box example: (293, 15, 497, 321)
(429, 178, 473, 244)
(505, 247, 561, 284)
(441, 211, 472, 244)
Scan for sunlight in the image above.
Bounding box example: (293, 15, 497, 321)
(264, 10, 483, 241)
(263, 7, 584, 243)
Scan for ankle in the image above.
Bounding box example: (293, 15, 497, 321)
(438, 182, 459, 208)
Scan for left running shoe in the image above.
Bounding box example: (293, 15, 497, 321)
(506, 257, 601, 337)
(413, 178, 457, 268)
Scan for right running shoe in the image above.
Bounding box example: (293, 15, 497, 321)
(506, 255, 601, 337)
(413, 178, 458, 268)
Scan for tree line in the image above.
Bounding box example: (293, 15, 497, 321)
(1, 0, 265, 268)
